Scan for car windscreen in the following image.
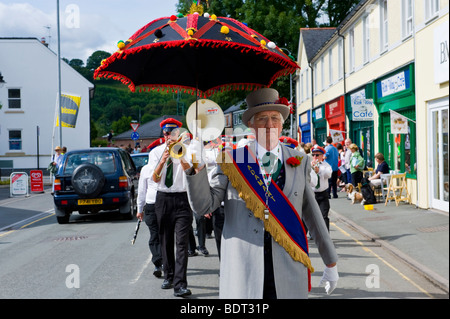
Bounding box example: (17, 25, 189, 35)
(64, 152, 116, 174)
(132, 155, 148, 168)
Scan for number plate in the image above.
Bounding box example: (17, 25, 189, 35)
(78, 198, 103, 205)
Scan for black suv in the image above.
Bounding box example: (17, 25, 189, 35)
(53, 148, 138, 224)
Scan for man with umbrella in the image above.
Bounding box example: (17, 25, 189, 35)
(185, 88, 339, 299)
(148, 118, 193, 297)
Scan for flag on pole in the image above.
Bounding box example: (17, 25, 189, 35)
(390, 110, 409, 134)
(56, 93, 81, 128)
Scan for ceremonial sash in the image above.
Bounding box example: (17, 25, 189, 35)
(219, 146, 314, 277)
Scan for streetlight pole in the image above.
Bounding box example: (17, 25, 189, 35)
(56, 0, 63, 147)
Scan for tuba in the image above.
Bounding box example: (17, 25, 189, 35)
(168, 99, 225, 161)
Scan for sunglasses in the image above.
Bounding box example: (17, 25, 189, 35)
(312, 153, 322, 157)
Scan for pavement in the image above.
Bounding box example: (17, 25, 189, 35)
(328, 189, 449, 293)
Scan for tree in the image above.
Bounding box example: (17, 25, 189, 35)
(87, 50, 111, 72)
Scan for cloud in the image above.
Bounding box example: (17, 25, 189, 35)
(0, 1, 180, 63)
(0, 2, 119, 63)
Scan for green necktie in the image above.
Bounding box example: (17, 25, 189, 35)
(262, 151, 281, 181)
(165, 158, 173, 188)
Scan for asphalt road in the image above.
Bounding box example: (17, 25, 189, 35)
(0, 186, 447, 300)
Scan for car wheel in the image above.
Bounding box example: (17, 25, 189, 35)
(55, 206, 70, 224)
(120, 194, 135, 220)
(72, 163, 105, 198)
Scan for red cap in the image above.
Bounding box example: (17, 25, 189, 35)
(311, 144, 326, 154)
(160, 118, 182, 129)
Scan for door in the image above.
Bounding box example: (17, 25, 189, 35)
(428, 98, 449, 212)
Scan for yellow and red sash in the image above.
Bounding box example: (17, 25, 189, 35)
(219, 146, 314, 288)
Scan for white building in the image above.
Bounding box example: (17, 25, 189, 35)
(0, 38, 94, 174)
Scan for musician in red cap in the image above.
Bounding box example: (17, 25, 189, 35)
(148, 117, 193, 297)
(310, 144, 333, 231)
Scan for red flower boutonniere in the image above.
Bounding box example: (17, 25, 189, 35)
(287, 156, 303, 167)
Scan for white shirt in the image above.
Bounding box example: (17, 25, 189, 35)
(148, 142, 192, 193)
(310, 160, 332, 192)
(137, 163, 158, 213)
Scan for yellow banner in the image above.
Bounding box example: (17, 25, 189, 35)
(56, 94, 81, 128)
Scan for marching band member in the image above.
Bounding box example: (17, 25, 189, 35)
(184, 88, 338, 299)
(148, 118, 193, 297)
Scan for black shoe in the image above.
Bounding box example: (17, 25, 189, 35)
(174, 287, 192, 297)
(197, 246, 209, 256)
(153, 266, 162, 278)
(161, 279, 173, 289)
(188, 250, 198, 257)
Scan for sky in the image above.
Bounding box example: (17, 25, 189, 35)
(0, 0, 180, 63)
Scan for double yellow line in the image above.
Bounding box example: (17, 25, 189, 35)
(0, 211, 55, 239)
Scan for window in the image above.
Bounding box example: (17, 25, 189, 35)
(402, 0, 413, 38)
(329, 48, 333, 84)
(425, 0, 439, 21)
(8, 88, 21, 109)
(300, 73, 304, 102)
(363, 15, 370, 63)
(314, 62, 318, 94)
(306, 69, 310, 98)
(349, 28, 355, 71)
(9, 130, 22, 150)
(320, 56, 325, 91)
(380, 0, 388, 51)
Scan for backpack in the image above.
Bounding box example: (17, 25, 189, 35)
(360, 177, 377, 204)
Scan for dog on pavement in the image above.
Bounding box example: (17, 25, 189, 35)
(346, 184, 365, 205)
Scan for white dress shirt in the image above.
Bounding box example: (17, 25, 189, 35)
(137, 163, 158, 213)
(311, 160, 333, 192)
(148, 142, 192, 193)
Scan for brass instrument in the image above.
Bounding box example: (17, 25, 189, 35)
(165, 99, 225, 162)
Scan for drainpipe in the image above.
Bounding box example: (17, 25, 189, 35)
(338, 30, 347, 140)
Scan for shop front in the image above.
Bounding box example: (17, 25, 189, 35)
(325, 96, 346, 146)
(428, 98, 449, 211)
(345, 86, 375, 167)
(299, 110, 311, 143)
(373, 64, 416, 180)
(312, 105, 327, 145)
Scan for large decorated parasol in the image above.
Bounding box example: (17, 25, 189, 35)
(94, 3, 299, 97)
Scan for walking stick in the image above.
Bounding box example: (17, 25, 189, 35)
(131, 219, 141, 245)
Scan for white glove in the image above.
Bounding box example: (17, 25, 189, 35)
(319, 265, 339, 295)
(188, 138, 205, 167)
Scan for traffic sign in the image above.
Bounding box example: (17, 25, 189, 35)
(131, 132, 140, 140)
(130, 122, 140, 132)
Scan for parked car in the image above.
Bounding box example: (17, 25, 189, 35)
(131, 152, 149, 175)
(53, 148, 138, 224)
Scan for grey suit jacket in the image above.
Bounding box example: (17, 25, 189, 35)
(185, 143, 338, 299)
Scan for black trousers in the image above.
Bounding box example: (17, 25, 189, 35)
(143, 203, 162, 268)
(314, 190, 330, 231)
(155, 191, 193, 290)
(328, 170, 339, 198)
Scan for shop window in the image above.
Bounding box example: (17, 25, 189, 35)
(392, 111, 416, 178)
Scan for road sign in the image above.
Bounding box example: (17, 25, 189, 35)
(30, 170, 44, 193)
(10, 172, 29, 197)
(131, 132, 140, 140)
(130, 122, 140, 132)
